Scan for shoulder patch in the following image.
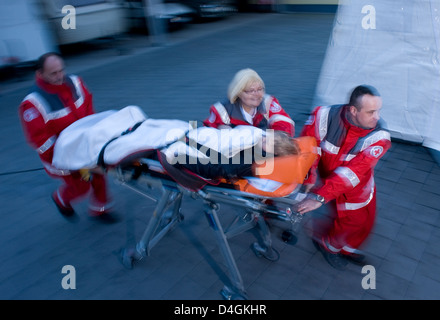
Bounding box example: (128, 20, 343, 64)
(270, 101, 282, 113)
(370, 145, 383, 158)
(23, 108, 39, 122)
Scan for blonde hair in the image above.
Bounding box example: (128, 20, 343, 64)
(261, 130, 300, 158)
(227, 68, 265, 104)
(273, 131, 300, 156)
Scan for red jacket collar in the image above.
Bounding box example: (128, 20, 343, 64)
(35, 75, 68, 94)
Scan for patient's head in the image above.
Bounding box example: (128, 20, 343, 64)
(274, 131, 300, 156)
(263, 131, 300, 157)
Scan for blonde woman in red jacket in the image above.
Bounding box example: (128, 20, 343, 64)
(203, 68, 295, 137)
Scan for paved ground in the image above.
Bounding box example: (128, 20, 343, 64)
(1, 12, 440, 302)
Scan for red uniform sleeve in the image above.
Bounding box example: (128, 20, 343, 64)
(267, 97, 295, 137)
(316, 137, 391, 202)
(18, 100, 52, 151)
(203, 105, 224, 128)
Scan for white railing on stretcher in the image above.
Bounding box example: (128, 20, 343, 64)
(109, 158, 307, 300)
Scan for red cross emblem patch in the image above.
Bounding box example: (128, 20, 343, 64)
(370, 146, 383, 158)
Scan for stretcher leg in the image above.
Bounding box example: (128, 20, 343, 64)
(137, 187, 183, 256)
(223, 208, 280, 262)
(223, 212, 258, 238)
(281, 211, 304, 245)
(251, 215, 280, 262)
(203, 201, 248, 300)
(120, 186, 184, 269)
(200, 188, 281, 262)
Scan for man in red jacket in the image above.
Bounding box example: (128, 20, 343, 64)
(18, 52, 116, 223)
(297, 85, 391, 270)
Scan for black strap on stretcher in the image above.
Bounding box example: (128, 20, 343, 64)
(97, 121, 144, 169)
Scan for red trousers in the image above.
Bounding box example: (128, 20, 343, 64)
(318, 189, 377, 255)
(55, 171, 112, 215)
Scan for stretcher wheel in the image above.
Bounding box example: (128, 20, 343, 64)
(251, 242, 280, 262)
(118, 248, 135, 269)
(281, 230, 298, 245)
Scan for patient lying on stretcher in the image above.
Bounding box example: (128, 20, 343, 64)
(160, 129, 316, 196)
(52, 106, 317, 197)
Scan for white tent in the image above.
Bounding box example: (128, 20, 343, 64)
(313, 0, 440, 157)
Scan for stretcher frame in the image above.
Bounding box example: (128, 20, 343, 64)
(110, 158, 306, 300)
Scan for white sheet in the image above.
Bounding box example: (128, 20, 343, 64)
(52, 106, 267, 170)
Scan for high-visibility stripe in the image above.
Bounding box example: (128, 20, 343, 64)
(23, 92, 71, 123)
(262, 95, 272, 120)
(317, 106, 331, 140)
(70, 75, 85, 109)
(245, 177, 283, 193)
(321, 139, 339, 155)
(335, 166, 360, 187)
(358, 130, 391, 153)
(213, 102, 231, 125)
(56, 189, 69, 208)
(341, 246, 361, 254)
(323, 237, 341, 253)
(22, 75, 86, 123)
(43, 162, 70, 176)
(37, 136, 56, 154)
(269, 114, 295, 126)
(342, 130, 391, 161)
(338, 185, 375, 211)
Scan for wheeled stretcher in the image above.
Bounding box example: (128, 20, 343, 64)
(110, 156, 310, 300)
(52, 106, 318, 300)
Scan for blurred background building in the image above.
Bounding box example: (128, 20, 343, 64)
(0, 0, 339, 70)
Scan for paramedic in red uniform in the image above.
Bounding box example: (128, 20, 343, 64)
(18, 52, 116, 223)
(297, 85, 391, 270)
(203, 68, 295, 137)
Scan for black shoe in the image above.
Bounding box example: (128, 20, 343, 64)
(51, 192, 78, 222)
(312, 239, 348, 271)
(343, 253, 367, 265)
